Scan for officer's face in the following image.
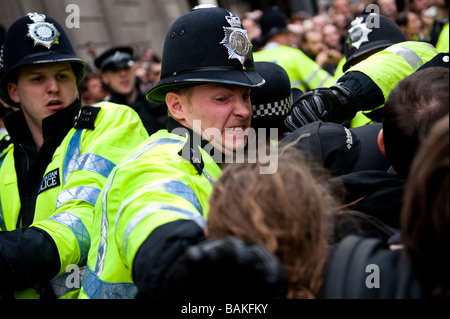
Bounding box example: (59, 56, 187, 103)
(167, 83, 252, 156)
(102, 66, 136, 95)
(7, 62, 78, 131)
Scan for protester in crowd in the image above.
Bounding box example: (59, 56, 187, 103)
(78, 71, 107, 106)
(335, 67, 448, 230)
(312, 13, 331, 32)
(280, 121, 390, 177)
(301, 29, 343, 75)
(330, 0, 355, 43)
(0, 12, 148, 299)
(253, 6, 338, 92)
(397, 10, 426, 40)
(408, 0, 434, 14)
(321, 113, 449, 299)
(377, 0, 399, 21)
(145, 60, 162, 91)
(400, 114, 449, 299)
(241, 10, 264, 51)
(138, 47, 160, 69)
(133, 61, 151, 94)
(322, 23, 345, 55)
(205, 148, 338, 299)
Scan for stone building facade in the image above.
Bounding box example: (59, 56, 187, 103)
(0, 0, 191, 66)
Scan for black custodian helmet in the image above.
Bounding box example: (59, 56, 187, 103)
(94, 45, 135, 71)
(0, 12, 86, 107)
(343, 13, 408, 72)
(147, 5, 265, 103)
(251, 61, 296, 132)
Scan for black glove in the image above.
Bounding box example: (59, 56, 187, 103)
(160, 237, 288, 300)
(285, 85, 358, 131)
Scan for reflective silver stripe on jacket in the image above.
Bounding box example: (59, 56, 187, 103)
(306, 67, 333, 88)
(50, 266, 85, 298)
(82, 264, 137, 299)
(148, 179, 204, 214)
(121, 203, 207, 257)
(385, 43, 437, 71)
(56, 186, 101, 209)
(202, 168, 216, 186)
(94, 138, 185, 276)
(63, 130, 115, 185)
(48, 211, 91, 265)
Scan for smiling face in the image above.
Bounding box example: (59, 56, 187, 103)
(166, 83, 252, 156)
(7, 62, 79, 132)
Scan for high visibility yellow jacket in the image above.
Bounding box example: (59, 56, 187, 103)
(436, 22, 449, 53)
(341, 41, 438, 127)
(79, 123, 222, 299)
(0, 100, 148, 299)
(253, 43, 338, 92)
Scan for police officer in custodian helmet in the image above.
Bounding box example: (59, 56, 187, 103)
(78, 5, 268, 299)
(0, 12, 148, 299)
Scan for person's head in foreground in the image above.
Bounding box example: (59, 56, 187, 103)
(207, 148, 339, 298)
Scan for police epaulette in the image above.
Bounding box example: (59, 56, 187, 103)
(75, 106, 101, 130)
(0, 135, 12, 153)
(178, 135, 204, 175)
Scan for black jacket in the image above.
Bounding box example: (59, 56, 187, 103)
(336, 170, 405, 229)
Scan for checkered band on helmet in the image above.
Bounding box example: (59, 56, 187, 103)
(252, 95, 292, 118)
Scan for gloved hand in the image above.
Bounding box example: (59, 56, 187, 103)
(159, 237, 288, 300)
(285, 85, 358, 131)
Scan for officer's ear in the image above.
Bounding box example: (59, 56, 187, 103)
(377, 128, 386, 155)
(7, 82, 21, 104)
(166, 91, 187, 122)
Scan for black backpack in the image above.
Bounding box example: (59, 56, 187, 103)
(321, 235, 423, 299)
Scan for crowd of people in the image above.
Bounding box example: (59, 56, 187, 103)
(0, 0, 448, 303)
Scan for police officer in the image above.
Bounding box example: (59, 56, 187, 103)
(0, 13, 148, 299)
(436, 21, 449, 53)
(250, 61, 302, 143)
(95, 45, 168, 135)
(78, 5, 265, 299)
(285, 13, 439, 130)
(253, 6, 338, 92)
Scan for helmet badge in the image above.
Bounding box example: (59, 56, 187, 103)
(26, 12, 61, 49)
(347, 16, 373, 50)
(220, 12, 253, 69)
